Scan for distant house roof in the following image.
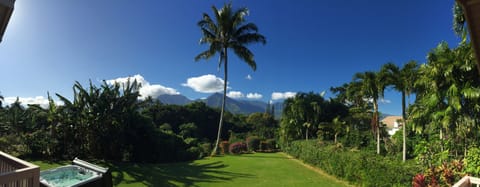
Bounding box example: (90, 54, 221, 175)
(381, 116, 403, 129)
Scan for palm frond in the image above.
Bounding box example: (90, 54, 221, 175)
(237, 33, 266, 45)
(235, 23, 257, 36)
(232, 7, 248, 28)
(232, 44, 256, 71)
(199, 28, 217, 44)
(195, 48, 217, 61)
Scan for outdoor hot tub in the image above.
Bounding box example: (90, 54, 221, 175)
(40, 158, 112, 187)
(40, 165, 101, 187)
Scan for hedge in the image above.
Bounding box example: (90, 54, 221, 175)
(229, 141, 247, 154)
(246, 136, 261, 151)
(283, 140, 422, 187)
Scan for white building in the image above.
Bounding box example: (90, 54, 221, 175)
(381, 116, 404, 136)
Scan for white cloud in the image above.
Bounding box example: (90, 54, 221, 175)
(106, 74, 148, 87)
(4, 96, 62, 108)
(271, 92, 297, 100)
(106, 74, 179, 100)
(182, 74, 227, 93)
(246, 74, 252, 80)
(363, 98, 391, 104)
(227, 91, 244, 99)
(380, 98, 391, 104)
(246, 93, 263, 99)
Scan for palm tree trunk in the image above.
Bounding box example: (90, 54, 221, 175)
(440, 129, 443, 152)
(211, 48, 228, 156)
(402, 91, 406, 162)
(374, 100, 380, 154)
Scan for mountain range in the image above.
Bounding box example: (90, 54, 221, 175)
(157, 94, 396, 119)
(157, 93, 283, 117)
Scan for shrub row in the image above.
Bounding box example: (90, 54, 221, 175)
(221, 137, 277, 155)
(246, 136, 277, 152)
(229, 142, 247, 154)
(246, 136, 261, 151)
(283, 140, 422, 187)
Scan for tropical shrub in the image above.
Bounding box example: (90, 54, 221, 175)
(412, 174, 426, 187)
(265, 139, 277, 150)
(284, 140, 421, 187)
(183, 137, 199, 146)
(259, 139, 277, 151)
(129, 127, 191, 163)
(199, 142, 212, 158)
(229, 141, 247, 154)
(465, 147, 480, 176)
(414, 139, 449, 168)
(220, 141, 229, 154)
(246, 136, 261, 151)
(414, 160, 464, 187)
(0, 134, 27, 157)
(260, 141, 269, 151)
(228, 131, 245, 144)
(186, 146, 202, 160)
(23, 130, 50, 158)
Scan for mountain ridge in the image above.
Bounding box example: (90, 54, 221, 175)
(157, 93, 283, 117)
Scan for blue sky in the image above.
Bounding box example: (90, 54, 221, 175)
(0, 0, 461, 115)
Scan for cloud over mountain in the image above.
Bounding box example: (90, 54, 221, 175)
(182, 74, 226, 93)
(271, 92, 296, 100)
(227, 91, 244, 99)
(247, 93, 262, 99)
(106, 74, 179, 99)
(4, 96, 61, 108)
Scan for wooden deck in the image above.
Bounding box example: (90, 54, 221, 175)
(0, 151, 39, 187)
(453, 176, 480, 187)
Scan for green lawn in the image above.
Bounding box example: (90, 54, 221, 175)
(31, 152, 351, 187)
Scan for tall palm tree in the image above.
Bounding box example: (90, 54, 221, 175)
(195, 3, 266, 156)
(381, 61, 418, 161)
(353, 71, 386, 154)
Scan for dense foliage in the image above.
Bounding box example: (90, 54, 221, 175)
(229, 141, 247, 154)
(0, 80, 278, 163)
(284, 140, 421, 187)
(246, 136, 261, 152)
(0, 2, 478, 186)
(278, 13, 480, 185)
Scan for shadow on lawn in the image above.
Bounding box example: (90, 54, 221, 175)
(107, 160, 254, 186)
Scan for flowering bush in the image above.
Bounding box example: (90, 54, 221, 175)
(413, 160, 465, 187)
(412, 174, 426, 187)
(229, 141, 247, 154)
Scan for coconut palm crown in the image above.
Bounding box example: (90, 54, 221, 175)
(195, 3, 266, 156)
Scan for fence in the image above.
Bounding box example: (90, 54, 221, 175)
(0, 151, 39, 187)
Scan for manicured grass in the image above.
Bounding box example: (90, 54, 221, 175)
(31, 152, 351, 187)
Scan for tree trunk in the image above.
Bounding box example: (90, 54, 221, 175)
(306, 128, 309, 140)
(440, 129, 443, 152)
(334, 133, 338, 144)
(211, 48, 228, 156)
(374, 99, 380, 154)
(402, 91, 406, 162)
